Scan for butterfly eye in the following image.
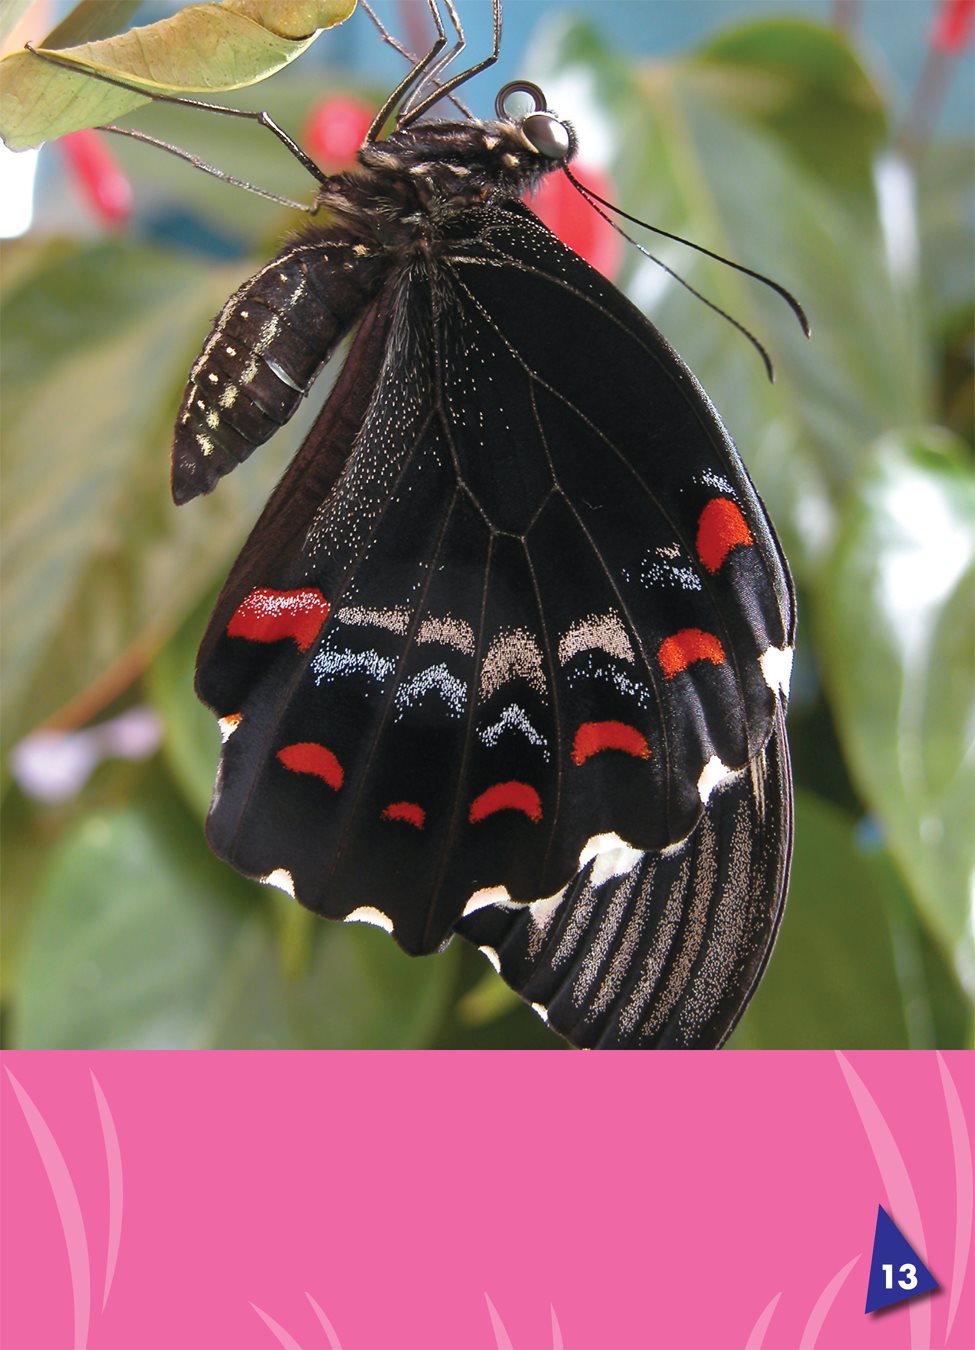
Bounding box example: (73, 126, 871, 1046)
(521, 111, 572, 161)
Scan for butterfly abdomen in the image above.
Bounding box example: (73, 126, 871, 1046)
(171, 229, 388, 504)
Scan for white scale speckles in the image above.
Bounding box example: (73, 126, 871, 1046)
(261, 868, 295, 898)
(558, 611, 634, 665)
(697, 755, 731, 804)
(337, 605, 411, 635)
(218, 714, 242, 743)
(196, 432, 213, 456)
(218, 385, 239, 409)
(312, 647, 395, 687)
(759, 645, 793, 697)
(480, 703, 549, 759)
(567, 655, 654, 709)
(479, 945, 502, 973)
(699, 469, 735, 495)
(417, 614, 475, 654)
(394, 663, 467, 720)
(480, 628, 546, 700)
(641, 547, 703, 592)
(579, 832, 644, 888)
(345, 906, 394, 934)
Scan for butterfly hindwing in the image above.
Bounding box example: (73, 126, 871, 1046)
(455, 702, 792, 1048)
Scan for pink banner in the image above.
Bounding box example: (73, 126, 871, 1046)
(2, 1052, 971, 1350)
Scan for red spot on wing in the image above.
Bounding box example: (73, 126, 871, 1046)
(276, 742, 343, 790)
(696, 497, 753, 573)
(227, 588, 330, 651)
(572, 720, 651, 765)
(658, 628, 726, 678)
(382, 801, 426, 830)
(469, 781, 543, 825)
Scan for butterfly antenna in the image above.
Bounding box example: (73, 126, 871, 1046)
(564, 164, 811, 340)
(567, 170, 778, 381)
(99, 124, 315, 210)
(25, 41, 328, 185)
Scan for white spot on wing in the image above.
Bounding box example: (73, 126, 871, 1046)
(697, 755, 731, 804)
(345, 906, 394, 934)
(262, 868, 295, 898)
(218, 714, 241, 743)
(463, 885, 515, 917)
(479, 945, 501, 973)
(760, 645, 793, 697)
(531, 1002, 549, 1023)
(529, 887, 566, 928)
(579, 832, 643, 888)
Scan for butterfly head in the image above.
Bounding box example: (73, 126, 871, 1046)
(356, 81, 575, 208)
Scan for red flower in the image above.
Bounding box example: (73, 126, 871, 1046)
(931, 0, 974, 52)
(303, 95, 374, 171)
(59, 130, 133, 225)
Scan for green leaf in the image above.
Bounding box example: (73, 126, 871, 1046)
(691, 19, 888, 210)
(732, 792, 911, 1048)
(148, 595, 223, 821)
(201, 918, 459, 1049)
(0, 236, 325, 744)
(14, 797, 250, 1047)
(0, 0, 356, 150)
(816, 430, 975, 972)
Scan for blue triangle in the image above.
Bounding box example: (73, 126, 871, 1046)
(865, 1206, 939, 1313)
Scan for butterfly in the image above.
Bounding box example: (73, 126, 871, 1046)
(95, 0, 800, 1048)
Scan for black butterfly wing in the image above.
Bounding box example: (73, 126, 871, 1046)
(195, 198, 794, 1042)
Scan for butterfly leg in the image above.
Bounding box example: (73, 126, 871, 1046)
(399, 0, 501, 126)
(364, 0, 449, 142)
(25, 42, 327, 186)
(398, 0, 467, 122)
(359, 1, 475, 121)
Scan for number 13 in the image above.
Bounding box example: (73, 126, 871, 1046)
(882, 1263, 918, 1290)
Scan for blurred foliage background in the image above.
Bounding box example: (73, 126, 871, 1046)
(1, 0, 972, 1049)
